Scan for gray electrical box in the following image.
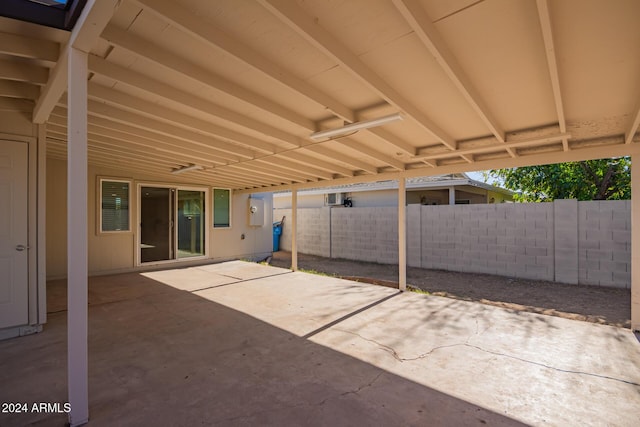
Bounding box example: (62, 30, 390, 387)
(248, 198, 264, 226)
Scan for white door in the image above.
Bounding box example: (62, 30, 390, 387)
(0, 140, 28, 329)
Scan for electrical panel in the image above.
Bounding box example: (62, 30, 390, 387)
(248, 198, 264, 226)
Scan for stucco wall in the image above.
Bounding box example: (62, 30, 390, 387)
(46, 158, 272, 279)
(274, 200, 631, 288)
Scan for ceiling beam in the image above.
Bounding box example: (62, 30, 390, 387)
(129, 0, 415, 155)
(626, 104, 640, 144)
(366, 128, 416, 156)
(87, 55, 291, 153)
(46, 139, 190, 175)
(255, 157, 334, 180)
(99, 26, 418, 163)
(536, 0, 568, 151)
(259, 0, 456, 151)
(0, 31, 59, 63)
(47, 137, 256, 187)
(82, 77, 380, 179)
(302, 144, 378, 174)
(76, 98, 257, 159)
(224, 163, 308, 184)
(56, 96, 369, 181)
(415, 133, 571, 161)
(87, 81, 284, 152)
(222, 166, 300, 185)
(224, 162, 317, 182)
(0, 59, 48, 84)
(33, 0, 120, 124)
(0, 97, 33, 112)
(134, 0, 356, 124)
(50, 107, 242, 163)
(0, 80, 39, 99)
(276, 151, 354, 177)
(239, 140, 640, 195)
(100, 25, 313, 131)
(47, 129, 213, 171)
(392, 0, 505, 145)
(344, 139, 405, 171)
(47, 120, 230, 166)
(77, 90, 260, 158)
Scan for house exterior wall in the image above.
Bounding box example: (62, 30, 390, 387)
(275, 185, 511, 209)
(46, 158, 272, 279)
(274, 193, 325, 209)
(274, 200, 631, 288)
(273, 190, 398, 209)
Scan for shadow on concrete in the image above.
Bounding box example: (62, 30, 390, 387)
(0, 270, 527, 427)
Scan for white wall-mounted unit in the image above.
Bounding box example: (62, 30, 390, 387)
(248, 198, 265, 226)
(325, 193, 344, 206)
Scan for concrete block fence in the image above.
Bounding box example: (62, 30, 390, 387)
(273, 199, 631, 288)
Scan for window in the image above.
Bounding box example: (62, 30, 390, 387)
(213, 188, 231, 228)
(100, 179, 130, 232)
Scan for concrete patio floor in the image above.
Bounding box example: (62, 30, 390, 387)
(1, 261, 639, 426)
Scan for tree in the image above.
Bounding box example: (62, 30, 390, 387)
(485, 157, 631, 202)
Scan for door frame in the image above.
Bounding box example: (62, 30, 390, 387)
(135, 182, 209, 267)
(0, 131, 45, 333)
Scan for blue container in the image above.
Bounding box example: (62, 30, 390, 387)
(273, 222, 283, 251)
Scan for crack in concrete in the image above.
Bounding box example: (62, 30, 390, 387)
(340, 371, 384, 397)
(461, 343, 640, 388)
(334, 328, 640, 388)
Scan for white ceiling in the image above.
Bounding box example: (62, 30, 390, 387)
(1, 0, 639, 191)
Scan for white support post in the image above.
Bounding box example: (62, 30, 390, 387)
(67, 47, 89, 427)
(399, 178, 407, 291)
(632, 153, 640, 331)
(448, 186, 455, 205)
(37, 124, 47, 324)
(291, 189, 298, 271)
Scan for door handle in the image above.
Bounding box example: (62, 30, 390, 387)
(16, 245, 29, 251)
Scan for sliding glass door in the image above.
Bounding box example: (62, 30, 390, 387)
(140, 187, 173, 263)
(139, 185, 206, 264)
(177, 190, 205, 259)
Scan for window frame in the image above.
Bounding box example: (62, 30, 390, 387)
(212, 188, 232, 229)
(98, 177, 132, 235)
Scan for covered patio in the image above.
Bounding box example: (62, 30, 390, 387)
(1, 261, 639, 426)
(1, 1, 640, 424)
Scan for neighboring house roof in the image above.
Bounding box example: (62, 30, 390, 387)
(272, 173, 513, 198)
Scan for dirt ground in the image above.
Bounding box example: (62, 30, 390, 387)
(269, 251, 631, 329)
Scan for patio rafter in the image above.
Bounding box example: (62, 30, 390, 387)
(0, 30, 59, 63)
(392, 0, 505, 145)
(48, 114, 239, 163)
(536, 0, 569, 152)
(99, 25, 314, 131)
(132, 0, 356, 124)
(258, 0, 457, 151)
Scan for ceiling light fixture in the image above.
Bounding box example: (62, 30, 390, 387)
(310, 113, 404, 141)
(171, 164, 203, 175)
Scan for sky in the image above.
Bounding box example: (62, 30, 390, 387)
(466, 170, 502, 186)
